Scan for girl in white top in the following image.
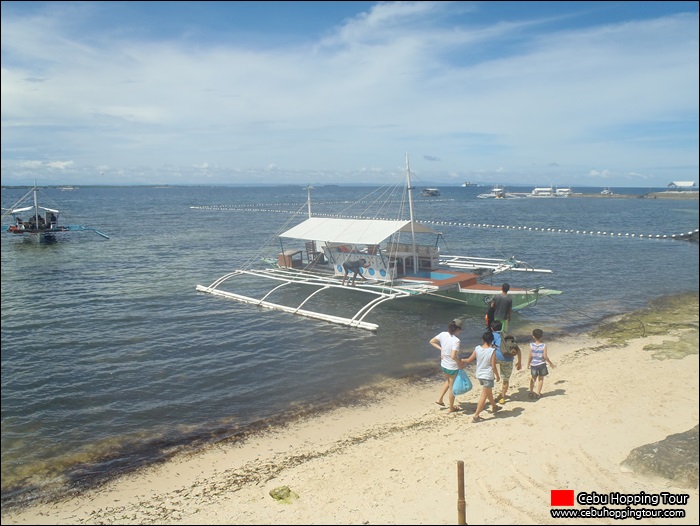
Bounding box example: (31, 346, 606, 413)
(429, 319, 464, 413)
(463, 331, 501, 422)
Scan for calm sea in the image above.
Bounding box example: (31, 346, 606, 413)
(1, 184, 698, 509)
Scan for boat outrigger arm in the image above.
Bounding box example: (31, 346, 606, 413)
(439, 254, 553, 274)
(196, 267, 424, 331)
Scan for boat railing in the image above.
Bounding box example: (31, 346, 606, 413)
(439, 255, 553, 274)
(384, 242, 440, 272)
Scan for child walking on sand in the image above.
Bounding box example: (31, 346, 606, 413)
(463, 331, 501, 422)
(528, 328, 555, 399)
(429, 319, 464, 413)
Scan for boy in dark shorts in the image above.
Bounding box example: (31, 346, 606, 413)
(528, 328, 555, 399)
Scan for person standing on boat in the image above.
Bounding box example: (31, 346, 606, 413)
(341, 258, 370, 286)
(490, 283, 513, 333)
(429, 319, 464, 412)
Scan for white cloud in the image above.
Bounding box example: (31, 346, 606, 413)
(46, 161, 74, 170)
(1, 2, 697, 187)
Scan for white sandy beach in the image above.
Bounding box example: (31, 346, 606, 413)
(3, 317, 698, 525)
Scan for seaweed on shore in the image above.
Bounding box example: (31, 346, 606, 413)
(591, 292, 699, 354)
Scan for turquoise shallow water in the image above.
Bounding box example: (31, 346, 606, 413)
(1, 184, 698, 509)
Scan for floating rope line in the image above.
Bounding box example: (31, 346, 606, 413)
(415, 222, 700, 241)
(189, 205, 699, 241)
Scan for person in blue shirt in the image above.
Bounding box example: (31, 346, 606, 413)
(491, 320, 522, 405)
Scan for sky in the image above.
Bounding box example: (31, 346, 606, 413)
(1, 1, 698, 188)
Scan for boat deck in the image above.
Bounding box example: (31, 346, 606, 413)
(400, 270, 479, 288)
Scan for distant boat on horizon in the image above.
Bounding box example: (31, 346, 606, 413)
(477, 185, 519, 199)
(522, 186, 573, 198)
(461, 182, 476, 187)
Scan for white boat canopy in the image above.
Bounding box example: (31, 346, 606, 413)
(10, 205, 59, 214)
(10, 206, 35, 214)
(279, 217, 437, 245)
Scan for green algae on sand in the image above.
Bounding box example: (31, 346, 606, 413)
(591, 292, 699, 359)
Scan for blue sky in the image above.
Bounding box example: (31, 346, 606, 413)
(1, 1, 698, 187)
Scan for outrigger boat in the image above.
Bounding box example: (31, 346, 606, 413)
(477, 185, 522, 199)
(196, 156, 561, 331)
(2, 184, 109, 242)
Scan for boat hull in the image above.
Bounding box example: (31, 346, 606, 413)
(374, 268, 562, 310)
(407, 286, 562, 310)
(6, 229, 57, 243)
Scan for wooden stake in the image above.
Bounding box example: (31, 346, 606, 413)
(457, 460, 466, 525)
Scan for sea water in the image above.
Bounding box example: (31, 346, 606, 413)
(1, 184, 698, 509)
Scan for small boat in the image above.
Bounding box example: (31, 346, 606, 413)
(477, 185, 522, 199)
(601, 188, 613, 195)
(2, 184, 109, 242)
(196, 156, 561, 331)
(527, 186, 571, 197)
(421, 188, 440, 197)
(477, 185, 507, 198)
(527, 186, 557, 198)
(461, 182, 476, 187)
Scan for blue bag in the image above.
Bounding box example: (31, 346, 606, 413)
(452, 369, 472, 396)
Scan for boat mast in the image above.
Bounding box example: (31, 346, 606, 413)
(405, 154, 419, 272)
(306, 184, 313, 218)
(33, 183, 39, 228)
(305, 183, 316, 254)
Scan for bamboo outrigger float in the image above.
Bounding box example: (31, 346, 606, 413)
(196, 155, 561, 331)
